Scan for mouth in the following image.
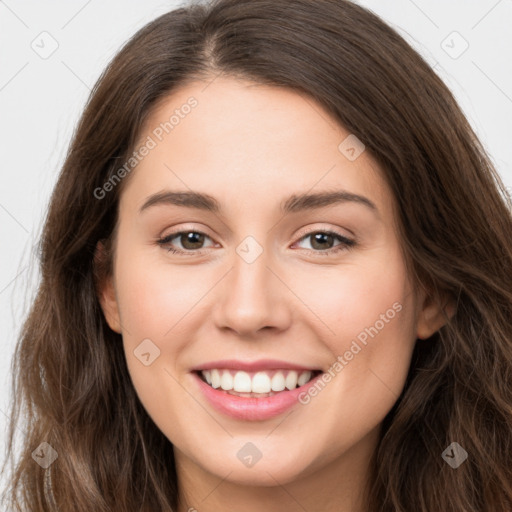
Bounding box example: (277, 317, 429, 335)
(193, 368, 323, 398)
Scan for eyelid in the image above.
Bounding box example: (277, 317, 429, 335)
(156, 224, 356, 256)
(158, 223, 213, 241)
(293, 223, 356, 243)
(157, 226, 215, 251)
(159, 223, 355, 243)
(291, 229, 356, 255)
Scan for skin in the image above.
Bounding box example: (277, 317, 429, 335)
(96, 76, 451, 512)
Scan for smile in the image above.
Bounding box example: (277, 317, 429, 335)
(197, 369, 322, 397)
(192, 369, 324, 421)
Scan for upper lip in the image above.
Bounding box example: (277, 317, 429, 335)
(190, 359, 322, 372)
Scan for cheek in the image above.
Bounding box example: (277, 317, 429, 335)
(113, 247, 215, 415)
(114, 248, 209, 339)
(114, 251, 199, 434)
(288, 254, 417, 450)
(299, 250, 410, 334)
(294, 248, 416, 392)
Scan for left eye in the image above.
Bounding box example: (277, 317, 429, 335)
(157, 231, 215, 254)
(156, 230, 355, 256)
(294, 231, 355, 254)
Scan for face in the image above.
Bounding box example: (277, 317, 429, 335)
(97, 76, 447, 502)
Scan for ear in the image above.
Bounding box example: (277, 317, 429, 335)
(93, 240, 122, 334)
(416, 288, 456, 340)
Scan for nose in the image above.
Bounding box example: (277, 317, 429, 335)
(212, 243, 292, 338)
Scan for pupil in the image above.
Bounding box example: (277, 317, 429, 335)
(311, 233, 333, 250)
(182, 232, 204, 249)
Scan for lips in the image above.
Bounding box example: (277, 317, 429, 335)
(190, 358, 322, 373)
(189, 358, 325, 421)
(191, 370, 324, 421)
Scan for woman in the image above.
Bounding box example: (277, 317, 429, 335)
(3, 0, 512, 510)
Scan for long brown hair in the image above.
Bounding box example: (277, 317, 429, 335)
(2, 0, 512, 510)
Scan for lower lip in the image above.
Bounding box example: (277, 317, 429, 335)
(192, 371, 324, 421)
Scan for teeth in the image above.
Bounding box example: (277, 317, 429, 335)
(211, 369, 221, 389)
(298, 370, 312, 387)
(233, 371, 252, 392)
(200, 369, 317, 393)
(252, 372, 271, 393)
(285, 370, 298, 390)
(271, 372, 286, 392)
(220, 371, 234, 391)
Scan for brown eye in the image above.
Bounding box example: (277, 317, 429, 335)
(178, 232, 206, 250)
(295, 230, 356, 255)
(157, 230, 215, 255)
(310, 232, 336, 250)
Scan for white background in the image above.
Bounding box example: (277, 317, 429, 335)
(1, 0, 511, 489)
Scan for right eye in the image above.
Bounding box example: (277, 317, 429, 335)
(157, 230, 216, 256)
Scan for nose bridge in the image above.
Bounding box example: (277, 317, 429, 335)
(213, 233, 290, 335)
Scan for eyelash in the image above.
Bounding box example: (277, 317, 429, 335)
(156, 229, 356, 257)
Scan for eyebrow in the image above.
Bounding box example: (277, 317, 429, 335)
(139, 190, 378, 215)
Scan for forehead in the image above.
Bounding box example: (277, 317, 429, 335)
(121, 76, 392, 219)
